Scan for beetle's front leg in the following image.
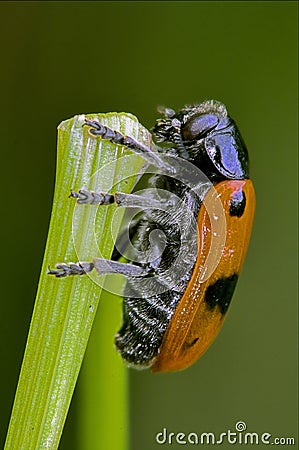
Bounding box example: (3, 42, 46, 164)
(84, 119, 172, 172)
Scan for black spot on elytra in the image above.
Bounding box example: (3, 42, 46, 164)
(190, 337, 199, 346)
(229, 189, 246, 217)
(205, 274, 239, 314)
(184, 337, 200, 349)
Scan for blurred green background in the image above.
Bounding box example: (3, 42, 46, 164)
(0, 2, 297, 449)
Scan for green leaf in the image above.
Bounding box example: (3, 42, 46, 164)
(5, 113, 150, 450)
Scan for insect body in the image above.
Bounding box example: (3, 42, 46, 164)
(49, 100, 255, 372)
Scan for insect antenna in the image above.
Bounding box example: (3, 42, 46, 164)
(171, 119, 189, 159)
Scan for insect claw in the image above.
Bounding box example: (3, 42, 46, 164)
(69, 191, 79, 199)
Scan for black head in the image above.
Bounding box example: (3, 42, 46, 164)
(153, 100, 249, 181)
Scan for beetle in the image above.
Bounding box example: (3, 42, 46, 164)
(49, 99, 255, 372)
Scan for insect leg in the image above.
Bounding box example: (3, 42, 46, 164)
(84, 119, 172, 171)
(47, 261, 94, 277)
(111, 217, 142, 261)
(48, 259, 151, 278)
(69, 190, 114, 205)
(70, 190, 171, 209)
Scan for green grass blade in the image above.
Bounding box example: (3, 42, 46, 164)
(4, 113, 150, 450)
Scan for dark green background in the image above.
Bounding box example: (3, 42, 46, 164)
(0, 2, 297, 449)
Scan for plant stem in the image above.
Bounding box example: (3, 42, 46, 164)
(4, 113, 150, 450)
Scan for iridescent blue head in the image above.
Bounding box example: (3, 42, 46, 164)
(153, 100, 249, 182)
